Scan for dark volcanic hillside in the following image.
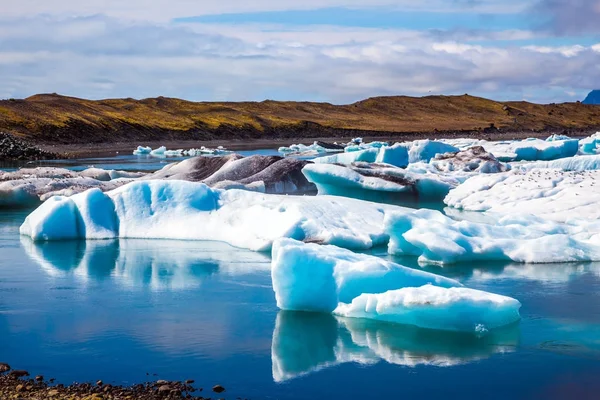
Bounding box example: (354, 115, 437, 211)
(1, 93, 600, 144)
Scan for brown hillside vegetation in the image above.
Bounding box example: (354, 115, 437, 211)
(0, 93, 599, 144)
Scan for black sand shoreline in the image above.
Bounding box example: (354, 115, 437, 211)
(0, 362, 236, 399)
(36, 127, 599, 158)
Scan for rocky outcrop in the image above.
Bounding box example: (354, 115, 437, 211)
(0, 132, 58, 160)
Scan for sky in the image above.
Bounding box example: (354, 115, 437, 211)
(1, 0, 599, 104)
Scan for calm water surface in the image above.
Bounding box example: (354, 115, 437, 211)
(1, 156, 600, 399)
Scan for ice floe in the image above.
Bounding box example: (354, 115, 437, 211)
(302, 162, 459, 202)
(386, 208, 600, 264)
(271, 238, 460, 313)
(0, 167, 144, 207)
(135, 145, 231, 157)
(579, 132, 600, 154)
(271, 238, 520, 332)
(444, 168, 600, 221)
(147, 154, 316, 195)
(334, 285, 521, 333)
(443, 137, 579, 162)
(514, 155, 600, 172)
(271, 311, 519, 382)
(278, 141, 345, 156)
(21, 180, 409, 251)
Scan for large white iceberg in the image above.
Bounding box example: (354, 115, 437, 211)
(271, 238, 520, 332)
(386, 208, 600, 264)
(20, 180, 409, 251)
(334, 285, 521, 333)
(444, 169, 600, 222)
(271, 238, 460, 313)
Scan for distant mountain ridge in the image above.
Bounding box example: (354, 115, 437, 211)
(1, 93, 600, 145)
(583, 90, 600, 105)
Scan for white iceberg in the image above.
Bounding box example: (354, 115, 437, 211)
(444, 168, 600, 222)
(514, 155, 600, 171)
(404, 140, 459, 164)
(133, 146, 152, 155)
(334, 285, 521, 332)
(147, 154, 316, 195)
(302, 162, 459, 202)
(429, 146, 509, 174)
(579, 132, 600, 154)
(21, 180, 409, 251)
(271, 238, 460, 313)
(313, 148, 380, 165)
(0, 167, 144, 207)
(271, 238, 520, 332)
(386, 208, 600, 264)
(149, 146, 167, 156)
(443, 137, 579, 162)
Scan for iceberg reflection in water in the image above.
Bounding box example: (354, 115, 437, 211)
(21, 237, 271, 290)
(271, 311, 519, 382)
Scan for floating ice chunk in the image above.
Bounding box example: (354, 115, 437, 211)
(148, 154, 315, 195)
(149, 146, 167, 156)
(314, 144, 407, 168)
(22, 180, 408, 251)
(302, 162, 458, 202)
(133, 146, 152, 155)
(345, 141, 389, 153)
(514, 155, 600, 171)
(278, 141, 344, 155)
(546, 134, 572, 142)
(374, 143, 409, 167)
(579, 132, 600, 154)
(313, 148, 379, 165)
(430, 146, 509, 174)
(271, 311, 519, 382)
(163, 149, 184, 157)
(20, 196, 80, 240)
(442, 138, 579, 162)
(71, 188, 118, 239)
(405, 140, 459, 163)
(0, 167, 142, 207)
(444, 169, 600, 221)
(271, 238, 460, 313)
(333, 285, 521, 332)
(386, 208, 600, 264)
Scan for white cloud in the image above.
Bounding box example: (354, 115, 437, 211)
(523, 45, 587, 57)
(0, 15, 597, 103)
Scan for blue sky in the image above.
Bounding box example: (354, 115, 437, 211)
(0, 0, 599, 103)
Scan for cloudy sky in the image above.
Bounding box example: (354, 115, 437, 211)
(1, 0, 599, 103)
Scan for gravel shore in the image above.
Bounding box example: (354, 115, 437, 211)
(0, 363, 238, 400)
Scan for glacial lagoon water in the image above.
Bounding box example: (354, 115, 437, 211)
(2, 156, 600, 399)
